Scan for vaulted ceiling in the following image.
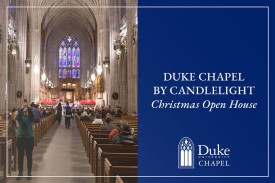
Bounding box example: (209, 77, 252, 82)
(29, 0, 104, 85)
(10, 0, 126, 86)
(41, 1, 98, 46)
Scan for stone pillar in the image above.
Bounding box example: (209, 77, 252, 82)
(8, 53, 16, 109)
(103, 6, 110, 106)
(24, 30, 31, 102)
(126, 0, 138, 114)
(29, 9, 41, 103)
(96, 4, 110, 107)
(96, 20, 103, 106)
(109, 0, 122, 109)
(120, 51, 128, 113)
(0, 0, 9, 113)
(16, 0, 27, 108)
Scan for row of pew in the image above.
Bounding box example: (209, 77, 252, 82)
(0, 114, 56, 182)
(75, 115, 138, 183)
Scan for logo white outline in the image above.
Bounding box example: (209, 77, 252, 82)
(178, 137, 195, 169)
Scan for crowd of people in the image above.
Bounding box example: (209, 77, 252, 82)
(6, 99, 47, 180)
(76, 104, 137, 145)
(5, 100, 137, 180)
(6, 100, 60, 180)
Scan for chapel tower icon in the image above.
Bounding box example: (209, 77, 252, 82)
(178, 137, 194, 169)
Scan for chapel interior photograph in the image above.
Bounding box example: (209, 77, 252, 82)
(0, 0, 138, 182)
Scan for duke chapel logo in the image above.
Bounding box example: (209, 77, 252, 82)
(178, 137, 195, 169)
(178, 137, 230, 169)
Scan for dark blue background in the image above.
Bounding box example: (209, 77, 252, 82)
(138, 0, 274, 182)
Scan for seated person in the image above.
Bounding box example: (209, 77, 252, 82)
(110, 110, 116, 116)
(100, 118, 115, 131)
(131, 111, 138, 117)
(106, 112, 114, 122)
(112, 124, 137, 144)
(109, 120, 127, 139)
(80, 109, 90, 121)
(92, 113, 103, 124)
(77, 109, 82, 116)
(81, 109, 88, 117)
(115, 108, 123, 117)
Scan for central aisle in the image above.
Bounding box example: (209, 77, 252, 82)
(9, 118, 94, 183)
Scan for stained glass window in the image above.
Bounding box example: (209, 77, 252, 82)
(58, 36, 80, 78)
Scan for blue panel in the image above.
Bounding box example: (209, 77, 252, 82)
(138, 1, 273, 182)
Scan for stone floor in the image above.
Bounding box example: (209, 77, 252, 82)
(7, 118, 95, 183)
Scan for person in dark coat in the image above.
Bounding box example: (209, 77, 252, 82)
(16, 100, 35, 180)
(56, 102, 62, 124)
(112, 124, 137, 144)
(100, 118, 115, 131)
(64, 102, 72, 128)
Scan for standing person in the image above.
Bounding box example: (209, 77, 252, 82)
(64, 102, 72, 128)
(16, 99, 35, 180)
(71, 104, 75, 115)
(56, 102, 62, 125)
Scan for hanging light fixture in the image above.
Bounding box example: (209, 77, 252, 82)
(7, 14, 19, 57)
(103, 56, 110, 68)
(25, 58, 31, 74)
(11, 41, 17, 55)
(41, 67, 46, 81)
(96, 58, 103, 75)
(41, 73, 46, 81)
(96, 65, 102, 75)
(114, 40, 123, 59)
(34, 64, 39, 74)
(91, 73, 96, 82)
(25, 58, 31, 68)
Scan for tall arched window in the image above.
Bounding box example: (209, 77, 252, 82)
(58, 36, 80, 79)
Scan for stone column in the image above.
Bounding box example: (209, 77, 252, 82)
(24, 30, 31, 102)
(0, 0, 9, 113)
(126, 0, 138, 114)
(29, 8, 41, 103)
(109, 0, 122, 109)
(16, 0, 27, 108)
(8, 53, 16, 109)
(96, 4, 110, 107)
(120, 51, 128, 113)
(103, 6, 110, 106)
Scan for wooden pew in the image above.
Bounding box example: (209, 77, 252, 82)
(98, 153, 137, 183)
(95, 144, 137, 179)
(115, 175, 137, 183)
(91, 138, 112, 173)
(84, 126, 104, 153)
(115, 176, 124, 183)
(88, 132, 109, 159)
(97, 145, 137, 181)
(0, 138, 12, 183)
(75, 114, 139, 182)
(104, 158, 137, 183)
